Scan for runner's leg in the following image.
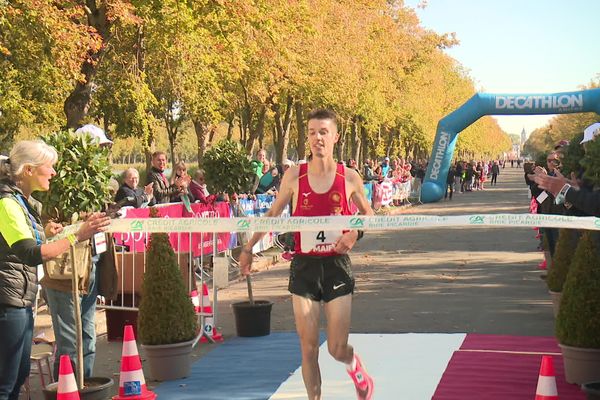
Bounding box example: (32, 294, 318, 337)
(323, 294, 353, 363)
(293, 294, 322, 400)
(324, 294, 374, 399)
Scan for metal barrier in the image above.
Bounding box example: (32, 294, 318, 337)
(99, 196, 281, 343)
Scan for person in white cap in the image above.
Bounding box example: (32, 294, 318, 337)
(580, 122, 600, 145)
(74, 124, 113, 147)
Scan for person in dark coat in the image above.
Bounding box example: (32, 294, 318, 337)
(114, 168, 153, 208)
(146, 151, 187, 204)
(491, 161, 500, 185)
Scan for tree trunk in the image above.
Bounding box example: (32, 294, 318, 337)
(193, 119, 211, 166)
(63, 1, 110, 128)
(245, 105, 266, 155)
(351, 119, 360, 163)
(360, 125, 369, 165)
(144, 138, 155, 181)
(385, 127, 395, 157)
(208, 124, 216, 145)
(336, 122, 346, 162)
(239, 111, 247, 146)
(272, 95, 294, 164)
(165, 111, 178, 164)
(227, 114, 235, 141)
(295, 101, 306, 161)
(64, 60, 96, 129)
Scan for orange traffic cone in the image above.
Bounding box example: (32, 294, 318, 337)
(535, 355, 558, 400)
(113, 325, 156, 400)
(199, 282, 223, 342)
(190, 288, 201, 313)
(57, 355, 79, 400)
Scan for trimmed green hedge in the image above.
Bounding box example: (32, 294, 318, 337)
(555, 232, 600, 348)
(547, 229, 580, 292)
(138, 220, 196, 345)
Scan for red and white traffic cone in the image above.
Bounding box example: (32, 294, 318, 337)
(535, 355, 558, 400)
(57, 355, 79, 400)
(113, 325, 156, 400)
(199, 282, 223, 342)
(190, 288, 201, 313)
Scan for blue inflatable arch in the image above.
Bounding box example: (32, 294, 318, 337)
(421, 88, 600, 203)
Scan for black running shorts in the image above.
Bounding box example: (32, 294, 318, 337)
(288, 254, 355, 302)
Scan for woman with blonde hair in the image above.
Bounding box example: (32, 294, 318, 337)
(169, 160, 194, 203)
(0, 141, 109, 399)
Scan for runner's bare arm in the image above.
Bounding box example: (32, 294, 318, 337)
(239, 166, 298, 275)
(347, 168, 375, 217)
(334, 167, 373, 254)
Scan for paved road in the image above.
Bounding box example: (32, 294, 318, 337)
(214, 165, 552, 338)
(29, 166, 553, 398)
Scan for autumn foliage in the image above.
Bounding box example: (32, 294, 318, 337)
(1, 0, 512, 162)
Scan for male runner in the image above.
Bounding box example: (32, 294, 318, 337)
(239, 109, 374, 400)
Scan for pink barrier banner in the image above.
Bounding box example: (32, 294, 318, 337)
(114, 203, 231, 256)
(182, 203, 231, 257)
(380, 180, 394, 206)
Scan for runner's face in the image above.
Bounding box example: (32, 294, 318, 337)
(307, 118, 338, 159)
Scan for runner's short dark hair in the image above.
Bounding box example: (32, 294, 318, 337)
(307, 109, 338, 127)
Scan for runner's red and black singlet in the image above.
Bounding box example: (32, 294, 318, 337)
(293, 163, 351, 256)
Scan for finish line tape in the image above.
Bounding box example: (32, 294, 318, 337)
(104, 214, 598, 233)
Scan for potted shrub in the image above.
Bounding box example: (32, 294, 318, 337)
(546, 229, 579, 317)
(137, 208, 197, 381)
(38, 129, 114, 398)
(555, 231, 600, 384)
(203, 140, 273, 336)
(555, 134, 600, 384)
(202, 139, 255, 197)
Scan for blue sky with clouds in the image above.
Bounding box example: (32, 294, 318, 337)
(404, 0, 600, 137)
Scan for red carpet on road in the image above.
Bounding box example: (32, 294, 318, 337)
(433, 334, 584, 400)
(460, 333, 561, 353)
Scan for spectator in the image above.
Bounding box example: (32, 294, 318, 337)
(445, 164, 456, 200)
(114, 168, 153, 208)
(346, 159, 361, 176)
(282, 159, 295, 175)
(251, 149, 267, 179)
(491, 161, 500, 185)
(373, 163, 384, 182)
(75, 124, 113, 147)
(189, 169, 216, 205)
(147, 151, 186, 204)
(454, 161, 463, 193)
(0, 141, 109, 394)
(381, 157, 391, 178)
(169, 161, 194, 203)
(75, 124, 119, 197)
(362, 159, 376, 181)
(255, 164, 280, 195)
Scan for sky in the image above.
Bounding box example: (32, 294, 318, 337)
(404, 0, 600, 138)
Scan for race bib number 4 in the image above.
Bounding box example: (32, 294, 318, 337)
(301, 230, 343, 253)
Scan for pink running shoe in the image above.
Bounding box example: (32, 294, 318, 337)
(538, 260, 547, 270)
(347, 354, 374, 400)
(281, 251, 294, 261)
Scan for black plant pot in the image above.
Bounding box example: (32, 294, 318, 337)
(232, 300, 273, 337)
(583, 382, 600, 400)
(43, 377, 114, 400)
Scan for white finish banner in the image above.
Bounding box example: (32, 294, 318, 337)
(104, 214, 599, 234)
